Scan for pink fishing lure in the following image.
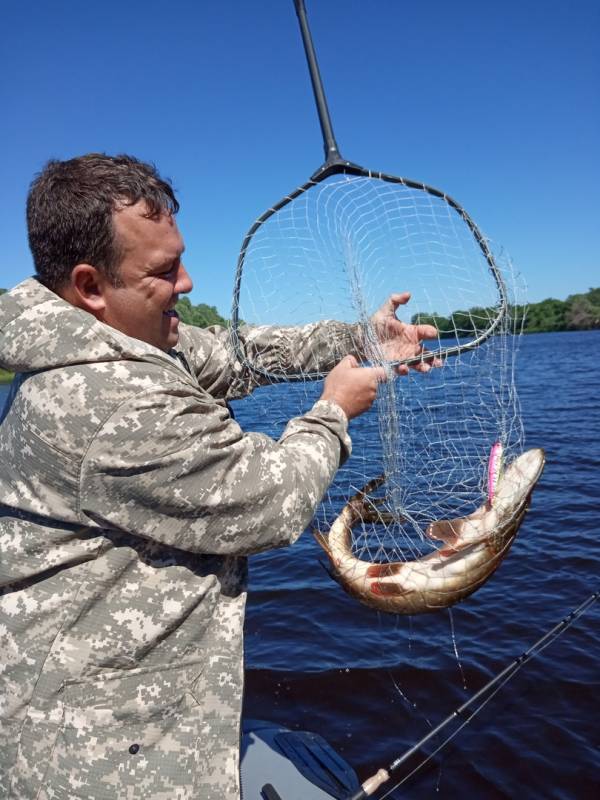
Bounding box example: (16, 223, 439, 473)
(487, 442, 504, 504)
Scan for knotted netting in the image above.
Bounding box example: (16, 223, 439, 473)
(231, 173, 525, 574)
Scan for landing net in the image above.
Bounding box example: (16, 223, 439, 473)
(232, 174, 525, 563)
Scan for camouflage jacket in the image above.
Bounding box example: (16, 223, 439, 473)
(0, 278, 354, 799)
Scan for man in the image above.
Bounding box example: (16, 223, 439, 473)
(0, 154, 437, 799)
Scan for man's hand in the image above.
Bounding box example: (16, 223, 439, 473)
(321, 355, 386, 420)
(369, 292, 442, 375)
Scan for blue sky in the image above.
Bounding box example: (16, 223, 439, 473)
(1, 0, 598, 313)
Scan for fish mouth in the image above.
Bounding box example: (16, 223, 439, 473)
(163, 308, 179, 319)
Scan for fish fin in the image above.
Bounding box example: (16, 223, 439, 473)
(313, 529, 331, 558)
(359, 474, 386, 497)
(426, 508, 491, 550)
(426, 519, 463, 546)
(370, 581, 412, 597)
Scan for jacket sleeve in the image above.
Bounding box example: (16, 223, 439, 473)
(78, 380, 351, 556)
(176, 320, 363, 401)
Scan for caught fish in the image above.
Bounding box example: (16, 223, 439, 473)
(314, 448, 545, 615)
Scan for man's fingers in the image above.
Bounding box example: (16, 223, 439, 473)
(410, 346, 443, 372)
(422, 348, 444, 368)
(339, 356, 387, 382)
(412, 361, 432, 374)
(390, 345, 443, 374)
(372, 292, 444, 375)
(415, 323, 438, 340)
(323, 358, 389, 418)
(342, 354, 359, 368)
(388, 292, 411, 311)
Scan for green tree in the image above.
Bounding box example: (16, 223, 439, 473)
(565, 288, 600, 330)
(175, 297, 228, 328)
(521, 297, 567, 332)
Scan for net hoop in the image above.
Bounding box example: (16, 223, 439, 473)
(230, 162, 509, 383)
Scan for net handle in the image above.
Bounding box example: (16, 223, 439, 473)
(293, 0, 365, 179)
(293, 0, 341, 165)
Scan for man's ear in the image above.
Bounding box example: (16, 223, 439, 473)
(60, 264, 108, 317)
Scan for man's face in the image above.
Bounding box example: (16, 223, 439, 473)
(101, 201, 193, 352)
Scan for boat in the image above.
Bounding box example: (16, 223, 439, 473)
(241, 718, 360, 799)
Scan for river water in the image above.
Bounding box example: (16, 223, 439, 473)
(1, 329, 598, 798)
(237, 329, 600, 799)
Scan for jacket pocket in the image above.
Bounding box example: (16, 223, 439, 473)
(41, 660, 204, 800)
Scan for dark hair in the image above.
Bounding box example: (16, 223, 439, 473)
(27, 153, 180, 290)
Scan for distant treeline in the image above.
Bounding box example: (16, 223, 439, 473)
(0, 288, 228, 330)
(174, 297, 228, 328)
(1, 286, 599, 345)
(412, 287, 600, 336)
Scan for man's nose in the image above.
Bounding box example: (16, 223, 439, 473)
(176, 263, 193, 294)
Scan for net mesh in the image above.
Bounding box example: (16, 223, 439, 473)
(232, 174, 525, 564)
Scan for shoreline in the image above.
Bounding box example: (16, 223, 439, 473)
(0, 328, 598, 387)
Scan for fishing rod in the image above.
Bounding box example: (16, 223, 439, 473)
(346, 591, 599, 800)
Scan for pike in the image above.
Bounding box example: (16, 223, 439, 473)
(315, 448, 545, 614)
